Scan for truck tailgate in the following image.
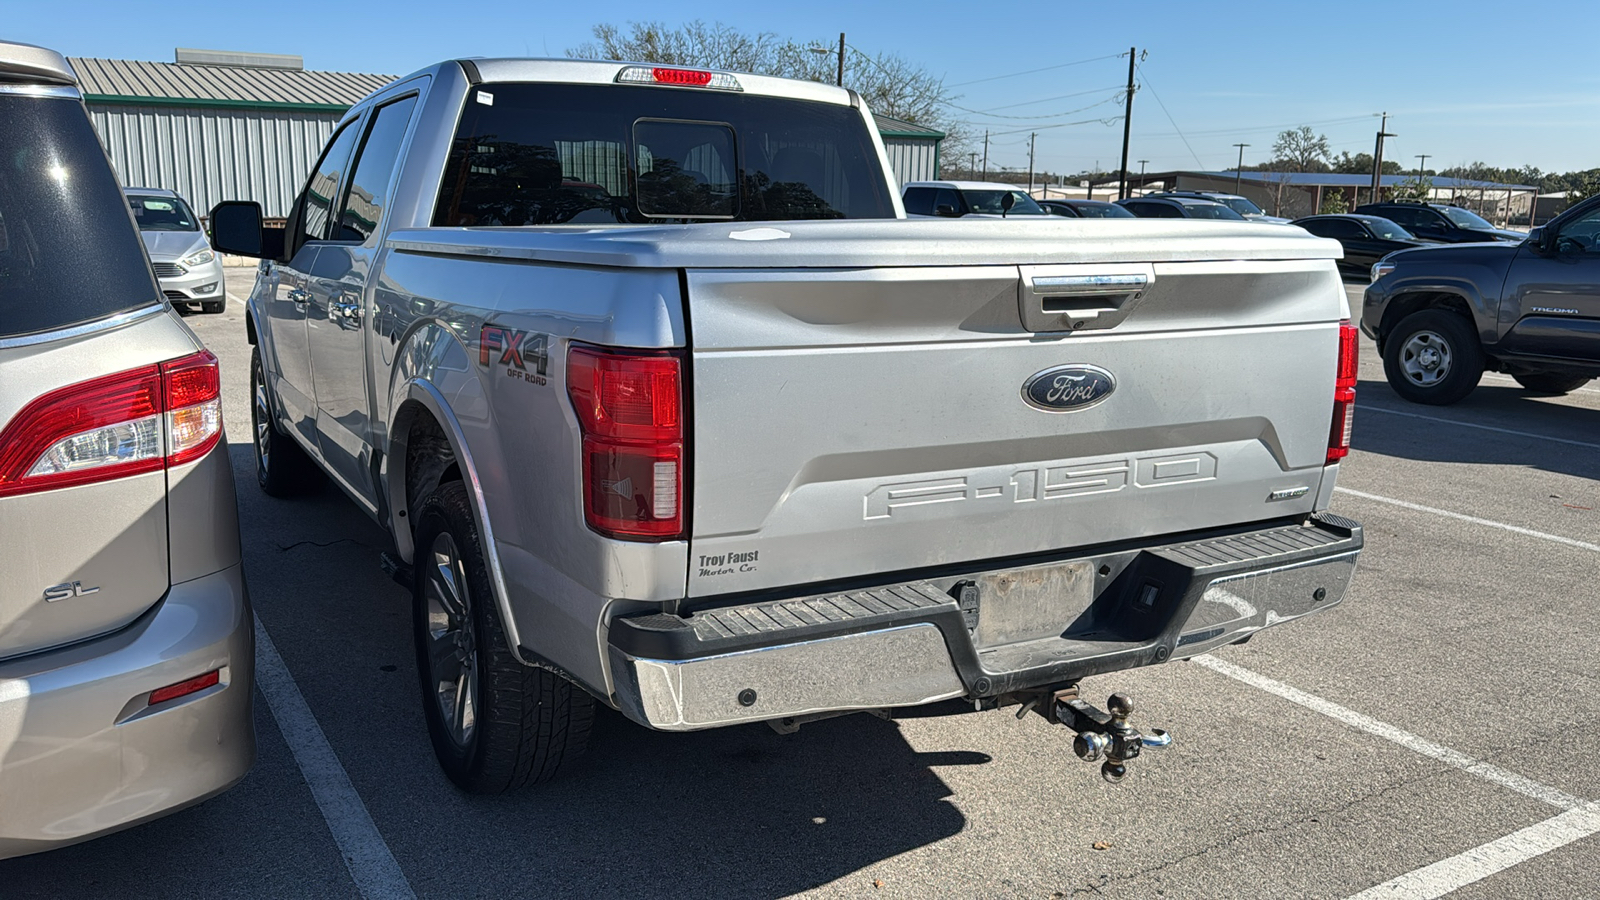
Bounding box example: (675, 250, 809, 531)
(685, 256, 1346, 596)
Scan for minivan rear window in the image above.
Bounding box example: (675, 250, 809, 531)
(0, 94, 160, 339)
(433, 83, 896, 226)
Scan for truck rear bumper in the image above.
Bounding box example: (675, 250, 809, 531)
(608, 514, 1361, 731)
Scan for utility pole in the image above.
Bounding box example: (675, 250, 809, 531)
(1232, 143, 1250, 194)
(836, 33, 845, 87)
(1415, 153, 1430, 175)
(1027, 132, 1037, 196)
(1118, 47, 1136, 200)
(982, 131, 989, 180)
(970, 151, 978, 179)
(1371, 113, 1395, 202)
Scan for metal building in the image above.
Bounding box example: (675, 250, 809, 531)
(70, 49, 393, 218)
(874, 114, 945, 187)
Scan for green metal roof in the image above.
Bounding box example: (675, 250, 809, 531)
(68, 55, 393, 112)
(873, 113, 945, 141)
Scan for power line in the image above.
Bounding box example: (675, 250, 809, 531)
(1134, 63, 1204, 169)
(967, 84, 1126, 113)
(988, 115, 1123, 137)
(950, 94, 1122, 122)
(946, 52, 1123, 88)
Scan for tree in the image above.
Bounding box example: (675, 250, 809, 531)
(1332, 151, 1401, 176)
(1319, 189, 1349, 214)
(1272, 126, 1331, 173)
(1393, 173, 1434, 203)
(568, 21, 966, 158)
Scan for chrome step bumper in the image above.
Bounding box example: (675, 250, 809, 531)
(608, 514, 1361, 731)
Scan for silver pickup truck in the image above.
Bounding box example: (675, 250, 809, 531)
(211, 58, 1363, 792)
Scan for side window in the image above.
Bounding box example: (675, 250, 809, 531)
(1122, 202, 1152, 217)
(1318, 219, 1362, 239)
(297, 122, 361, 246)
(933, 188, 961, 215)
(1152, 203, 1182, 218)
(902, 187, 935, 215)
(1300, 220, 1334, 237)
(1555, 206, 1600, 253)
(1419, 210, 1450, 230)
(335, 95, 419, 242)
(1383, 207, 1419, 229)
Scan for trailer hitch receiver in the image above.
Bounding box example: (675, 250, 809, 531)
(1051, 687, 1172, 783)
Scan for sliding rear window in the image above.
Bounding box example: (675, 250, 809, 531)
(0, 94, 158, 338)
(433, 83, 895, 226)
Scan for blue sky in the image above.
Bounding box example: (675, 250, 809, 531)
(12, 0, 1599, 177)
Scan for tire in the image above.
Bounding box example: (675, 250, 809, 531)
(251, 347, 317, 496)
(1512, 372, 1592, 395)
(202, 298, 225, 314)
(1381, 309, 1485, 405)
(412, 480, 593, 793)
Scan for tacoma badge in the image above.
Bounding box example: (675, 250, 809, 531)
(1022, 364, 1116, 412)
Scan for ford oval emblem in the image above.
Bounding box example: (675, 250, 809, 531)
(1022, 364, 1116, 412)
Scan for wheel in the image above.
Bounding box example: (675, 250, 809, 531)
(412, 480, 593, 793)
(251, 347, 317, 496)
(1381, 309, 1485, 405)
(1512, 372, 1592, 395)
(202, 298, 225, 314)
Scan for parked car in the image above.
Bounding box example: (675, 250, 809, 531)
(902, 180, 1049, 217)
(211, 57, 1360, 792)
(1038, 199, 1136, 218)
(1117, 196, 1247, 220)
(1145, 191, 1293, 224)
(0, 41, 252, 860)
(126, 187, 228, 314)
(1291, 214, 1431, 279)
(1364, 195, 1600, 403)
(1354, 201, 1525, 243)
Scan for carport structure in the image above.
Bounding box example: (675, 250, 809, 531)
(1117, 170, 1540, 225)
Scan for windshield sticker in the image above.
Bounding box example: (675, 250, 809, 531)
(479, 325, 549, 386)
(476, 91, 494, 106)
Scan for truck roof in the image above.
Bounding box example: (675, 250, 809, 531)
(903, 181, 1030, 192)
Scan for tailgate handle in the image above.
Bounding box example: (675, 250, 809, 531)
(1020, 268, 1153, 333)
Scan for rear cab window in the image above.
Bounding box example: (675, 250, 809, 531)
(0, 93, 159, 339)
(433, 84, 896, 226)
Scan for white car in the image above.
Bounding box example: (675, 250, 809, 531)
(126, 188, 227, 313)
(902, 180, 1051, 218)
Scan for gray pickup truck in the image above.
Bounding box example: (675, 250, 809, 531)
(1365, 197, 1600, 404)
(212, 58, 1363, 791)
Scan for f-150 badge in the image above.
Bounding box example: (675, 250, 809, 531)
(1022, 364, 1115, 411)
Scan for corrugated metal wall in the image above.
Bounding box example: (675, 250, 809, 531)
(87, 104, 341, 218)
(882, 138, 938, 188)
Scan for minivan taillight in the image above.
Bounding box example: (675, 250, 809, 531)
(0, 349, 223, 497)
(567, 344, 684, 540)
(1326, 320, 1358, 465)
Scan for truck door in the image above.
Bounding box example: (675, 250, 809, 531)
(271, 120, 361, 451)
(307, 95, 419, 503)
(1499, 203, 1600, 360)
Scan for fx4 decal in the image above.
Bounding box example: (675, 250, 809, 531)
(480, 325, 550, 386)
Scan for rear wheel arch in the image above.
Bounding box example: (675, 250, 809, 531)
(245, 307, 259, 345)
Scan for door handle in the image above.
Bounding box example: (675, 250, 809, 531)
(287, 287, 310, 311)
(329, 293, 363, 323)
(1019, 265, 1156, 333)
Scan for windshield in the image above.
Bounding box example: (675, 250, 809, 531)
(1074, 202, 1134, 218)
(963, 190, 1047, 215)
(128, 194, 199, 231)
(1441, 206, 1495, 230)
(434, 84, 895, 225)
(1219, 196, 1265, 216)
(1364, 217, 1414, 240)
(1184, 203, 1245, 220)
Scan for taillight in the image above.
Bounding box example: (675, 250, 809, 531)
(1326, 320, 1358, 465)
(0, 349, 223, 498)
(567, 344, 684, 540)
(614, 65, 743, 91)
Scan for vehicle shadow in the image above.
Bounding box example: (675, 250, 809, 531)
(1353, 376, 1600, 482)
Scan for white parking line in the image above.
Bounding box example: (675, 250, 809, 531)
(1343, 804, 1600, 899)
(253, 615, 416, 900)
(1356, 403, 1600, 451)
(1334, 487, 1600, 555)
(1194, 657, 1584, 810)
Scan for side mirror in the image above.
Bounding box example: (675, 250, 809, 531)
(1527, 226, 1546, 250)
(210, 201, 264, 257)
(935, 204, 959, 218)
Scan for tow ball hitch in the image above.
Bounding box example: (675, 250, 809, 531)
(1027, 687, 1173, 783)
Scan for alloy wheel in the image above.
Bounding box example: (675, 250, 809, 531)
(424, 532, 479, 748)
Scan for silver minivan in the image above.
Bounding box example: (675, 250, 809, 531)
(0, 42, 253, 859)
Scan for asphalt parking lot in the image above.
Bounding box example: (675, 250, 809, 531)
(4, 273, 1597, 899)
